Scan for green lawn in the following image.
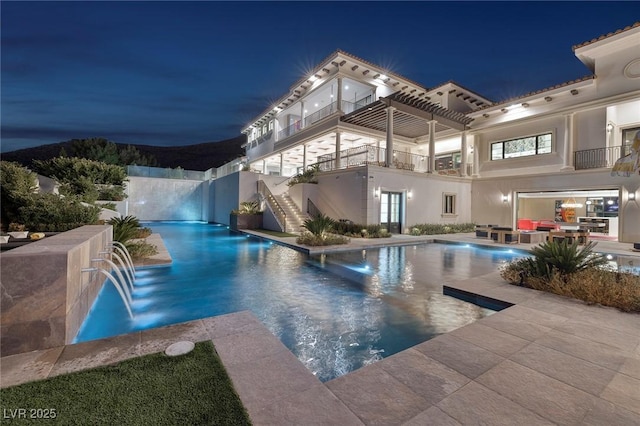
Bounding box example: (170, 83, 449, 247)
(0, 341, 251, 425)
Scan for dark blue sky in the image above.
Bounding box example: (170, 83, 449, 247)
(2, 1, 638, 152)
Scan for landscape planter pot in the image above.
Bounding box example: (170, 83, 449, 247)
(8, 231, 28, 239)
(230, 214, 263, 231)
(0, 236, 9, 244)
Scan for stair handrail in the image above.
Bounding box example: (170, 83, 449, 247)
(257, 180, 287, 232)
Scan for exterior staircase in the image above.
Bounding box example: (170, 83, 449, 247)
(273, 193, 309, 234)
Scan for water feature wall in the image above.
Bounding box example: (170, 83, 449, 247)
(0, 225, 112, 356)
(126, 176, 207, 221)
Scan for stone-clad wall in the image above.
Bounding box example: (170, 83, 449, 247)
(0, 225, 112, 356)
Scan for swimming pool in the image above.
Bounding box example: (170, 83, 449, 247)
(76, 222, 521, 381)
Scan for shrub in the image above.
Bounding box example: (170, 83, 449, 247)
(525, 268, 639, 313)
(231, 201, 262, 215)
(288, 165, 319, 186)
(500, 240, 638, 312)
(32, 157, 127, 202)
(0, 161, 38, 225)
(296, 232, 350, 246)
(409, 223, 476, 235)
(125, 241, 158, 260)
(134, 227, 153, 239)
(99, 202, 118, 211)
(97, 185, 126, 201)
(16, 193, 101, 232)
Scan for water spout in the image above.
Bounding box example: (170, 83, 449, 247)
(108, 251, 135, 291)
(112, 241, 136, 275)
(93, 258, 134, 297)
(82, 267, 133, 318)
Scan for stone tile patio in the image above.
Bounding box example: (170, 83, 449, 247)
(2, 234, 639, 425)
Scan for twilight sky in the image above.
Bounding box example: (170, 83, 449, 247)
(2, 1, 638, 153)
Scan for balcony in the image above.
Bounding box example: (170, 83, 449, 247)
(316, 145, 430, 173)
(276, 96, 375, 142)
(574, 146, 623, 170)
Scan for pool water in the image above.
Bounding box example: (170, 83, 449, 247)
(76, 222, 521, 382)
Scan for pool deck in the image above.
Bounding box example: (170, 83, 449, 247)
(2, 234, 639, 425)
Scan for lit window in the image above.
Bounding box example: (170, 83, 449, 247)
(268, 120, 274, 131)
(443, 193, 456, 215)
(491, 133, 552, 160)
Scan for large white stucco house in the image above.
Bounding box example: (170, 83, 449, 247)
(225, 22, 638, 243)
(125, 22, 639, 243)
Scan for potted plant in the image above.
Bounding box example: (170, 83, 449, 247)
(230, 201, 263, 231)
(8, 223, 28, 239)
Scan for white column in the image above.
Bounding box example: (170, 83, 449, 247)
(428, 120, 436, 173)
(376, 139, 381, 163)
(263, 159, 267, 175)
(472, 135, 480, 178)
(279, 153, 284, 176)
(335, 132, 341, 169)
(302, 144, 307, 169)
(300, 101, 306, 129)
(460, 131, 467, 177)
(337, 77, 343, 112)
(386, 106, 396, 167)
(562, 113, 575, 170)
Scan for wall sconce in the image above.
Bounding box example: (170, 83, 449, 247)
(374, 188, 380, 198)
(407, 191, 413, 200)
(606, 122, 614, 133)
(629, 192, 636, 200)
(501, 195, 509, 203)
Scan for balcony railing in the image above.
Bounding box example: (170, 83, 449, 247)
(276, 96, 374, 143)
(341, 95, 374, 114)
(316, 145, 433, 173)
(574, 146, 623, 170)
(304, 101, 339, 127)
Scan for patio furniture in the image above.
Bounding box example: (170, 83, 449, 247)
(519, 231, 547, 244)
(490, 227, 519, 244)
(548, 230, 589, 245)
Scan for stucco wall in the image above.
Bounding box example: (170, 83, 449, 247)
(208, 171, 260, 225)
(309, 166, 472, 231)
(127, 176, 205, 221)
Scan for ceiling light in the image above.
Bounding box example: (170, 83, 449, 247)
(314, 103, 318, 107)
(607, 200, 614, 205)
(345, 85, 349, 90)
(379, 74, 387, 80)
(308, 75, 317, 82)
(561, 195, 583, 208)
(330, 94, 334, 98)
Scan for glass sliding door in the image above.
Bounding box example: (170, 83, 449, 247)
(380, 191, 402, 233)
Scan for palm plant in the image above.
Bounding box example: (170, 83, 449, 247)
(107, 215, 141, 244)
(527, 239, 608, 279)
(302, 213, 335, 237)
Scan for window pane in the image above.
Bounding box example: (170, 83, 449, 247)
(504, 137, 536, 158)
(491, 143, 503, 160)
(537, 134, 551, 154)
